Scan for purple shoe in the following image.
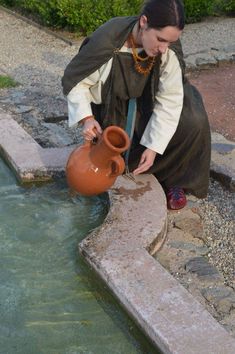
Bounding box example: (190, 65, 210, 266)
(166, 187, 187, 210)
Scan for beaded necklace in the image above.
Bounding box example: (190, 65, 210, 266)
(129, 33, 155, 75)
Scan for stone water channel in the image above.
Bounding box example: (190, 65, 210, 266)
(0, 159, 157, 354)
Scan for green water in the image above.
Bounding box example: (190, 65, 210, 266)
(0, 160, 157, 354)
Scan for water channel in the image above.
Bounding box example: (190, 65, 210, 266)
(0, 159, 157, 354)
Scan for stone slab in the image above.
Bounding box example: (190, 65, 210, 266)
(79, 175, 235, 354)
(0, 110, 74, 181)
(211, 133, 235, 191)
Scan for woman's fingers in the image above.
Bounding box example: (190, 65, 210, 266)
(82, 128, 97, 140)
(133, 160, 150, 175)
(94, 121, 103, 134)
(133, 148, 157, 175)
(82, 119, 103, 140)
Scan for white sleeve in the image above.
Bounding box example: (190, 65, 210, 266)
(140, 49, 184, 154)
(67, 58, 113, 127)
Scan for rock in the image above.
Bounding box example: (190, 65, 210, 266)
(211, 133, 235, 191)
(185, 257, 222, 279)
(216, 299, 233, 314)
(169, 241, 209, 255)
(12, 105, 34, 114)
(221, 311, 235, 334)
(155, 253, 171, 270)
(185, 55, 197, 69)
(201, 285, 235, 315)
(170, 209, 204, 239)
(201, 286, 235, 303)
(195, 54, 218, 68)
(215, 52, 234, 63)
(212, 143, 235, 155)
(42, 122, 74, 146)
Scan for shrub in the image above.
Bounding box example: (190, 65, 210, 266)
(55, 0, 142, 33)
(0, 0, 234, 34)
(215, 0, 235, 15)
(112, 0, 142, 17)
(183, 0, 215, 22)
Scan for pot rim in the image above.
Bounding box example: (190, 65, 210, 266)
(102, 125, 130, 153)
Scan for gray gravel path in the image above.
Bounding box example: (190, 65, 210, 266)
(197, 180, 235, 288)
(0, 9, 77, 94)
(0, 9, 234, 91)
(181, 17, 235, 55)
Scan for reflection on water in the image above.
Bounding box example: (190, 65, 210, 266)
(0, 160, 156, 354)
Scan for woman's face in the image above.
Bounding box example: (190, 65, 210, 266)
(139, 15, 182, 57)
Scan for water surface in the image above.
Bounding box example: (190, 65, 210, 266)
(0, 160, 157, 354)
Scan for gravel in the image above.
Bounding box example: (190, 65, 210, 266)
(197, 180, 235, 288)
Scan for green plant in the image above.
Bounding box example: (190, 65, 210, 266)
(0, 75, 19, 88)
(0, 0, 234, 34)
(0, 0, 17, 5)
(183, 0, 215, 22)
(215, 0, 235, 15)
(20, 0, 64, 27)
(112, 0, 142, 17)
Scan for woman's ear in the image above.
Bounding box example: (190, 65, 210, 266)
(139, 15, 148, 30)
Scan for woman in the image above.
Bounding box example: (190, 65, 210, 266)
(62, 0, 211, 210)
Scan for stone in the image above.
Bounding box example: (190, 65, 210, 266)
(201, 286, 235, 305)
(210, 160, 235, 192)
(201, 285, 235, 316)
(171, 209, 204, 240)
(42, 122, 74, 146)
(221, 311, 235, 332)
(212, 143, 235, 155)
(216, 299, 233, 314)
(195, 54, 218, 68)
(185, 257, 221, 279)
(11, 105, 34, 114)
(156, 252, 171, 270)
(215, 53, 234, 63)
(211, 133, 235, 191)
(223, 44, 235, 53)
(169, 241, 209, 256)
(185, 55, 197, 69)
(0, 112, 74, 182)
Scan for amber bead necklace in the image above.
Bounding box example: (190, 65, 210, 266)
(129, 33, 155, 75)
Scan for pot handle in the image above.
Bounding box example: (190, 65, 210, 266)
(109, 156, 125, 177)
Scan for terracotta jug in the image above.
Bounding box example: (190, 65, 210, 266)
(66, 125, 130, 196)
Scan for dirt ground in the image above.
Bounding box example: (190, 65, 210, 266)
(188, 62, 235, 142)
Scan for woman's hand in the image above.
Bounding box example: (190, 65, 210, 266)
(133, 148, 157, 175)
(81, 116, 103, 140)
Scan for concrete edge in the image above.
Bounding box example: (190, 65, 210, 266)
(1, 111, 235, 353)
(79, 176, 235, 354)
(0, 110, 74, 182)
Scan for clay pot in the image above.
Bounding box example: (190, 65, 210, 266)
(66, 125, 130, 196)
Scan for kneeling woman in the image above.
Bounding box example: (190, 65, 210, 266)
(62, 0, 211, 210)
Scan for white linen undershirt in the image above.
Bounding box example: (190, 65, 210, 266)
(67, 46, 183, 155)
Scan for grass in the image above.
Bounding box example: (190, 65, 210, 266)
(0, 75, 19, 88)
